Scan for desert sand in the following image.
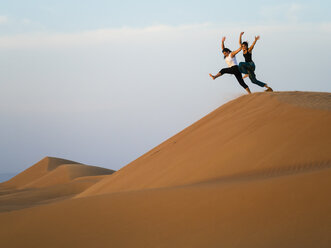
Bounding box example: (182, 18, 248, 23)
(0, 157, 115, 212)
(0, 91, 330, 248)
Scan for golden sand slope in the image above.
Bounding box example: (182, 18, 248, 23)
(0, 91, 330, 248)
(0, 168, 330, 248)
(23, 163, 113, 189)
(78, 92, 331, 197)
(0, 157, 114, 212)
(2, 157, 80, 189)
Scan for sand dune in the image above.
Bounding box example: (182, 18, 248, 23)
(78, 92, 331, 197)
(0, 91, 330, 248)
(2, 157, 80, 189)
(0, 157, 114, 212)
(0, 164, 330, 247)
(23, 163, 114, 189)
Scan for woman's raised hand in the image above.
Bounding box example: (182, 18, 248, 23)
(255, 35, 260, 41)
(240, 32, 244, 36)
(222, 36, 226, 42)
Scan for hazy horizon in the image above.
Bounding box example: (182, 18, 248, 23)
(1, 0, 331, 174)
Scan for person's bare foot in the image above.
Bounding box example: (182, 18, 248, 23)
(265, 86, 273, 92)
(209, 73, 215, 80)
(245, 87, 252, 94)
(243, 74, 249, 79)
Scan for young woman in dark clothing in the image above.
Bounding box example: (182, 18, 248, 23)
(209, 36, 251, 94)
(238, 32, 273, 92)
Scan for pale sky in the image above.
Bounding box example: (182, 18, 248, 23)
(1, 0, 330, 176)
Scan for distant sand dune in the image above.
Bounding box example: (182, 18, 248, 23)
(0, 157, 114, 212)
(2, 157, 80, 189)
(0, 91, 330, 248)
(23, 163, 114, 189)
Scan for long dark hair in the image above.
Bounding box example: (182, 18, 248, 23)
(242, 41, 248, 48)
(222, 48, 231, 59)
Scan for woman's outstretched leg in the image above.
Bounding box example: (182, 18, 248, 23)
(209, 72, 222, 80)
(248, 74, 273, 91)
(245, 87, 251, 94)
(248, 74, 266, 87)
(209, 67, 233, 80)
(240, 61, 273, 91)
(233, 67, 251, 94)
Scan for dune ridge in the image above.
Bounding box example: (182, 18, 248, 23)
(22, 163, 114, 189)
(2, 157, 80, 189)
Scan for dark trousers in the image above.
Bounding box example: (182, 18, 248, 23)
(238, 62, 266, 87)
(220, 65, 248, 89)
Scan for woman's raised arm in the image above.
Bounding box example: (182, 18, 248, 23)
(248, 35, 260, 52)
(231, 46, 242, 57)
(221, 36, 226, 51)
(239, 32, 244, 46)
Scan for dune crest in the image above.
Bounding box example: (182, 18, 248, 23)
(2, 157, 80, 189)
(23, 163, 114, 189)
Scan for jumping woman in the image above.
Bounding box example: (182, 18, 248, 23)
(209, 37, 251, 94)
(238, 32, 273, 92)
